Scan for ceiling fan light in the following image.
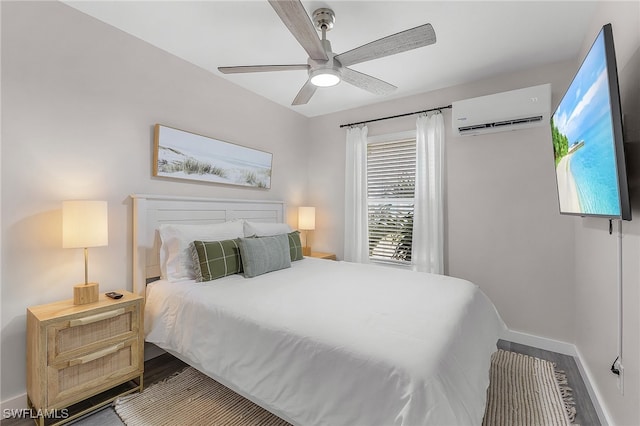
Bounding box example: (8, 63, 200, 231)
(310, 69, 341, 87)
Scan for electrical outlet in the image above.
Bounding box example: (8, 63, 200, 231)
(611, 357, 624, 394)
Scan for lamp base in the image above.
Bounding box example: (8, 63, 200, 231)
(74, 282, 99, 305)
(302, 246, 311, 256)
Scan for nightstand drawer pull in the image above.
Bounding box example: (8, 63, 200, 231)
(69, 342, 125, 366)
(69, 308, 125, 327)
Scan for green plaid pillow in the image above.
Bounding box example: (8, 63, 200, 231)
(288, 231, 303, 261)
(191, 239, 243, 282)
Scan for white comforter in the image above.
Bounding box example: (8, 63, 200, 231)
(145, 258, 505, 426)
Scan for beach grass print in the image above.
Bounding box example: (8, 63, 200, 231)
(154, 125, 272, 189)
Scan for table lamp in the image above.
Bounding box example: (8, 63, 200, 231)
(63, 200, 108, 305)
(298, 206, 315, 256)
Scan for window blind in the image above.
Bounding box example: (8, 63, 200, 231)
(367, 139, 416, 264)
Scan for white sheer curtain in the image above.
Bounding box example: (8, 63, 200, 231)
(412, 113, 445, 273)
(344, 125, 370, 263)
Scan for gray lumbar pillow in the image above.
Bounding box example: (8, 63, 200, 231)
(237, 234, 292, 278)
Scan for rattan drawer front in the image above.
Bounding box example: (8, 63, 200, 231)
(47, 338, 140, 409)
(48, 305, 138, 364)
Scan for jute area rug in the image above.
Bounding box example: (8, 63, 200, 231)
(483, 349, 576, 426)
(114, 349, 576, 426)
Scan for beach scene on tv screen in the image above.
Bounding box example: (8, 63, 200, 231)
(551, 30, 620, 217)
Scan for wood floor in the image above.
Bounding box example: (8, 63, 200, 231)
(3, 341, 600, 426)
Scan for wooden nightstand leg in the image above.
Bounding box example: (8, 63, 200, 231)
(27, 398, 44, 426)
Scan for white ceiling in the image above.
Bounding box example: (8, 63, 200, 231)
(64, 1, 599, 117)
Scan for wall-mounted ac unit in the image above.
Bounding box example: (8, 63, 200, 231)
(452, 83, 551, 136)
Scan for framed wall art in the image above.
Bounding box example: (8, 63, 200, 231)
(153, 124, 273, 189)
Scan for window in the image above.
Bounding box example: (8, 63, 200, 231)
(367, 137, 416, 264)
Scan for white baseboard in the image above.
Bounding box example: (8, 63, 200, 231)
(501, 328, 578, 355)
(1, 392, 28, 412)
(501, 328, 611, 425)
(574, 346, 613, 426)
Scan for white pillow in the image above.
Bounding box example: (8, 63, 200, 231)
(159, 221, 244, 282)
(243, 221, 292, 237)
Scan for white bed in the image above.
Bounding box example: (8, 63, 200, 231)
(132, 194, 506, 426)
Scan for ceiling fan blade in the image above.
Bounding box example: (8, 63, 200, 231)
(292, 80, 317, 105)
(218, 64, 309, 74)
(341, 67, 397, 95)
(268, 0, 328, 61)
(335, 23, 436, 67)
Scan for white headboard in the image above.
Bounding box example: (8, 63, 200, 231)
(131, 194, 286, 297)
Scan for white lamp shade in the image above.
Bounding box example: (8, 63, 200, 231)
(62, 200, 109, 248)
(298, 206, 316, 230)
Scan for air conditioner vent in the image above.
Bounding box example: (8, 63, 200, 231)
(458, 116, 543, 133)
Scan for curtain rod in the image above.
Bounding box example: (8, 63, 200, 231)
(339, 104, 452, 128)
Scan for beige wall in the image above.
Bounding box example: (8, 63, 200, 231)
(1, 1, 309, 401)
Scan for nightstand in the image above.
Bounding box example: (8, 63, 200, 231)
(27, 290, 144, 425)
(309, 251, 337, 260)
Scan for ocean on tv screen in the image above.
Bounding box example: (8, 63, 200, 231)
(567, 116, 620, 216)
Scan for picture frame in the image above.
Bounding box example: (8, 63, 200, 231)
(153, 124, 273, 189)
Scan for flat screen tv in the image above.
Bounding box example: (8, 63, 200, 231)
(550, 23, 631, 220)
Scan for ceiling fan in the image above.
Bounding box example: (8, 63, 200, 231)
(218, 0, 436, 105)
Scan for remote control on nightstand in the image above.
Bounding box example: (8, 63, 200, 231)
(106, 292, 123, 299)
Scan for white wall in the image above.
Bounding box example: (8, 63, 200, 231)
(0, 1, 309, 402)
(308, 60, 578, 344)
(573, 3, 640, 425)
